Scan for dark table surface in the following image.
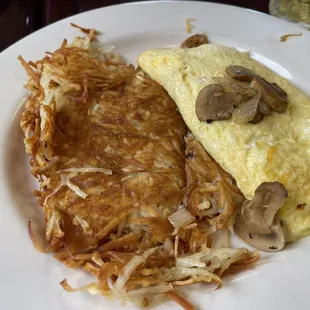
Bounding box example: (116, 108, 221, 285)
(0, 0, 270, 52)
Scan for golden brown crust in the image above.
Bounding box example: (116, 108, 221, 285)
(21, 34, 257, 308)
(184, 136, 244, 231)
(20, 40, 188, 254)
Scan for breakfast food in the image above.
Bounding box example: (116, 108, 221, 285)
(195, 65, 289, 124)
(139, 43, 310, 243)
(19, 28, 258, 309)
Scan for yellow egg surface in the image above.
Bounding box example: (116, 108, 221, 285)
(139, 44, 310, 242)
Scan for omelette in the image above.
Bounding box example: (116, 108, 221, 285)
(139, 44, 310, 242)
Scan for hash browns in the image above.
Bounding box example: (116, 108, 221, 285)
(20, 28, 258, 308)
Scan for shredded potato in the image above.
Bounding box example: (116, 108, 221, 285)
(20, 25, 258, 309)
(280, 33, 302, 42)
(186, 18, 196, 34)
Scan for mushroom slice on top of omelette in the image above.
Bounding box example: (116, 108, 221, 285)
(19, 29, 257, 309)
(139, 42, 310, 245)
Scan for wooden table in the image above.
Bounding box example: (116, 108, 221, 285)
(0, 0, 270, 52)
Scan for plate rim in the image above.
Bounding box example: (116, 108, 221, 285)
(1, 0, 309, 57)
(1, 2, 310, 310)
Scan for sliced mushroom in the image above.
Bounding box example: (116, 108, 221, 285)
(212, 76, 256, 98)
(250, 78, 289, 113)
(258, 100, 272, 116)
(232, 93, 261, 124)
(195, 84, 235, 122)
(225, 93, 246, 108)
(196, 65, 289, 124)
(271, 82, 288, 98)
(225, 65, 257, 82)
(234, 182, 288, 252)
(181, 34, 209, 48)
(251, 109, 264, 124)
(236, 217, 286, 252)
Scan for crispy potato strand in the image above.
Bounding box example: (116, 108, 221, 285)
(167, 291, 195, 310)
(20, 30, 258, 309)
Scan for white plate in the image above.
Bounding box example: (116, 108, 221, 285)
(1, 1, 310, 309)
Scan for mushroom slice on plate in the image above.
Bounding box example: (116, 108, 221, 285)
(195, 84, 235, 122)
(180, 34, 209, 48)
(234, 182, 288, 252)
(225, 65, 256, 82)
(250, 78, 289, 112)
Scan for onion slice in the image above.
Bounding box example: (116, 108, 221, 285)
(168, 207, 195, 235)
(232, 93, 261, 124)
(113, 246, 161, 294)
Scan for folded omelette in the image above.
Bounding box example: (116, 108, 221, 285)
(139, 44, 310, 242)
